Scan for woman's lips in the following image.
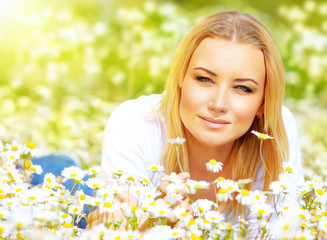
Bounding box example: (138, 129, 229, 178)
(199, 116, 231, 129)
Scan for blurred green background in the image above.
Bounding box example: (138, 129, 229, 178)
(0, 0, 326, 180)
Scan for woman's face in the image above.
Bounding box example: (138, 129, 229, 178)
(180, 38, 265, 149)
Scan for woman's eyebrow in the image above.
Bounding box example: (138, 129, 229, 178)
(235, 78, 259, 86)
(193, 67, 217, 77)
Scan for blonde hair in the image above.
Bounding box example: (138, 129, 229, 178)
(158, 11, 288, 191)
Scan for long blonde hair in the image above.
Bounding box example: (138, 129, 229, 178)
(158, 11, 288, 191)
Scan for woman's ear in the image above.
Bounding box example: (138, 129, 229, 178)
(256, 102, 264, 117)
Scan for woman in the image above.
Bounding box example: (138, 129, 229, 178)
(90, 11, 303, 227)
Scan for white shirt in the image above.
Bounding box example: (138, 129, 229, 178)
(101, 93, 304, 187)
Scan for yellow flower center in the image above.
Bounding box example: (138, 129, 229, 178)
(26, 141, 36, 149)
(219, 188, 228, 194)
(12, 146, 18, 151)
(127, 176, 134, 182)
(70, 173, 77, 178)
(104, 202, 112, 208)
(241, 189, 250, 196)
(285, 166, 293, 173)
(208, 159, 217, 165)
(181, 211, 188, 217)
(316, 189, 324, 196)
(131, 205, 138, 211)
(23, 160, 32, 170)
(151, 166, 158, 171)
(258, 209, 265, 215)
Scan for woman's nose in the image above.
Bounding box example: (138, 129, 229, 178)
(208, 86, 229, 113)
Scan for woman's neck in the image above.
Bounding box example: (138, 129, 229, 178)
(186, 132, 234, 170)
(185, 133, 235, 202)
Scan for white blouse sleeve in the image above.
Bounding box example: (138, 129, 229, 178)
(282, 106, 304, 184)
(101, 96, 165, 182)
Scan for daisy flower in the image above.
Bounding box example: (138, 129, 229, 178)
(205, 159, 223, 173)
(61, 166, 86, 184)
(161, 172, 184, 184)
(282, 161, 295, 174)
(213, 176, 226, 188)
(216, 187, 233, 202)
(219, 179, 240, 193)
(195, 217, 212, 231)
(205, 210, 224, 224)
(251, 130, 274, 140)
(23, 141, 39, 157)
(87, 165, 102, 176)
(5, 140, 23, 154)
(170, 227, 186, 239)
(98, 199, 117, 214)
(185, 179, 210, 195)
(43, 172, 58, 189)
(148, 198, 171, 218)
(249, 202, 273, 220)
(235, 189, 253, 206)
(167, 137, 186, 147)
(192, 199, 217, 217)
(250, 190, 267, 204)
(148, 164, 165, 173)
(86, 177, 106, 190)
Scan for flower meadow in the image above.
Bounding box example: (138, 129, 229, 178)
(1, 136, 327, 240)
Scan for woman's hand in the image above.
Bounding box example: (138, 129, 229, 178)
(157, 172, 192, 225)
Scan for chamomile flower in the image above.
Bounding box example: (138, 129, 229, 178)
(251, 130, 274, 140)
(250, 202, 273, 220)
(167, 137, 186, 147)
(219, 179, 240, 194)
(216, 187, 233, 202)
(271, 216, 299, 239)
(23, 141, 39, 157)
(250, 190, 267, 204)
(318, 216, 327, 234)
(205, 210, 224, 224)
(87, 165, 102, 176)
(235, 189, 253, 206)
(148, 198, 171, 218)
(61, 166, 86, 184)
(148, 164, 165, 173)
(195, 217, 212, 230)
(170, 227, 186, 239)
(161, 172, 184, 184)
(86, 177, 105, 190)
(192, 199, 216, 217)
(206, 159, 223, 173)
(313, 182, 326, 201)
(68, 203, 83, 215)
(43, 172, 58, 189)
(58, 211, 73, 224)
(98, 199, 117, 214)
(213, 176, 226, 188)
(5, 140, 23, 154)
(185, 179, 210, 194)
(282, 161, 295, 174)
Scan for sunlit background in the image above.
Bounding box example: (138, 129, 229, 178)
(0, 0, 326, 180)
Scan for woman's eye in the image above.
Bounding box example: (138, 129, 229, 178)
(196, 76, 213, 84)
(235, 85, 253, 93)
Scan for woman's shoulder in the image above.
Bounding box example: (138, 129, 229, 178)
(114, 93, 164, 116)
